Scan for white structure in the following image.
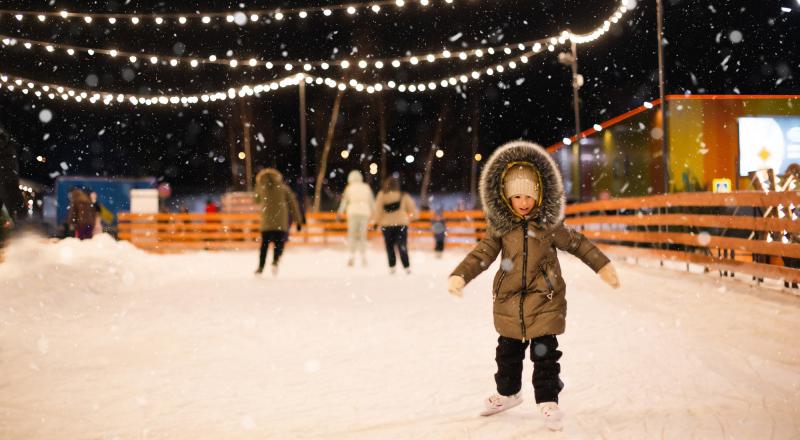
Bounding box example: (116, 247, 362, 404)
(129, 188, 159, 213)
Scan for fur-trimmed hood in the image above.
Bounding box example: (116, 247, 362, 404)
(480, 140, 565, 236)
(256, 168, 284, 188)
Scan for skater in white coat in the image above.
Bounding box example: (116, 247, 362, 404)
(337, 170, 375, 267)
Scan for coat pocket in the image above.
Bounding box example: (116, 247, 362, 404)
(492, 270, 507, 302)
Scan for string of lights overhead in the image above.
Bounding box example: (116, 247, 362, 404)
(0, 3, 630, 105)
(0, 0, 460, 27)
(0, 47, 545, 106)
(0, 4, 629, 71)
(0, 32, 560, 72)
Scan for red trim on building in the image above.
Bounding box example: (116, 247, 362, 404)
(545, 94, 800, 153)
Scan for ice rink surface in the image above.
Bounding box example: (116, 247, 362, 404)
(1, 234, 799, 439)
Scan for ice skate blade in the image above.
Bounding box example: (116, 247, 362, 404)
(479, 397, 522, 417)
(545, 420, 563, 431)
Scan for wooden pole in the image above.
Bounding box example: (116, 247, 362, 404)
(239, 100, 253, 191)
(226, 104, 239, 189)
(469, 92, 480, 208)
(420, 101, 450, 209)
(312, 89, 345, 213)
(378, 94, 388, 183)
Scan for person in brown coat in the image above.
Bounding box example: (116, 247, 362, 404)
(67, 188, 96, 240)
(446, 141, 620, 430)
(372, 176, 418, 274)
(253, 168, 304, 275)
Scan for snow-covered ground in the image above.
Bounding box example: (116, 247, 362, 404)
(1, 234, 799, 439)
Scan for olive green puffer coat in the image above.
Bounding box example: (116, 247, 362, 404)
(254, 168, 302, 232)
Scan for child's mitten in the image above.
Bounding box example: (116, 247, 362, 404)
(598, 263, 620, 289)
(447, 275, 466, 297)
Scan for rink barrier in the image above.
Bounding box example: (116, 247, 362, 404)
(117, 210, 487, 251)
(563, 191, 800, 286)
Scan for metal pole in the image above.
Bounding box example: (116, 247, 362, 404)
(570, 39, 582, 201)
(656, 0, 670, 193)
(469, 92, 480, 208)
(299, 80, 308, 205)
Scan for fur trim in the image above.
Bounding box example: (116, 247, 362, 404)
(256, 168, 283, 185)
(479, 141, 565, 236)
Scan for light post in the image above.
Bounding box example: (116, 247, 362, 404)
(656, 0, 670, 193)
(558, 36, 584, 201)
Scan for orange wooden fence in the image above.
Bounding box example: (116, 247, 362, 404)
(118, 191, 800, 285)
(118, 210, 487, 252)
(563, 191, 800, 285)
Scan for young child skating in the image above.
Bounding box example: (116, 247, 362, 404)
(447, 141, 620, 431)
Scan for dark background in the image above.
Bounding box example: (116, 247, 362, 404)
(0, 0, 797, 198)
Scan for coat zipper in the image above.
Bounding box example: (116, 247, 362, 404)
(540, 266, 555, 301)
(519, 221, 528, 341)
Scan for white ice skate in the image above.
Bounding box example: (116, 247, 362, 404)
(538, 402, 563, 431)
(479, 393, 522, 416)
(271, 264, 279, 276)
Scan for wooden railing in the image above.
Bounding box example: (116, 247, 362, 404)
(563, 191, 800, 285)
(118, 191, 800, 285)
(118, 210, 487, 252)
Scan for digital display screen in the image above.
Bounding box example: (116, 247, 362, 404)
(738, 116, 800, 176)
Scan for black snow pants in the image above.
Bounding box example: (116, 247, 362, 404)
(258, 230, 287, 269)
(495, 334, 564, 403)
(381, 225, 410, 268)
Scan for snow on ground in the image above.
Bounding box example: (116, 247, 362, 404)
(1, 233, 799, 439)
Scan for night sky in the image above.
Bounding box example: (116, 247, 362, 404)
(0, 0, 797, 198)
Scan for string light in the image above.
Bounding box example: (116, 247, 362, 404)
(0, 3, 630, 104)
(0, 32, 562, 72)
(0, 71, 304, 106)
(0, 0, 470, 26)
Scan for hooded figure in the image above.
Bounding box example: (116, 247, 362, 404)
(337, 170, 375, 266)
(253, 168, 303, 274)
(67, 188, 96, 240)
(446, 141, 619, 425)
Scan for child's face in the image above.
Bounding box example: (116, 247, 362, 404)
(510, 195, 535, 216)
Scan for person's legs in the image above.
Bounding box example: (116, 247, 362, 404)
(272, 231, 287, 265)
(396, 225, 410, 269)
(382, 226, 398, 267)
(347, 217, 359, 257)
(257, 230, 271, 271)
(354, 215, 369, 255)
(495, 336, 528, 396)
(530, 335, 564, 403)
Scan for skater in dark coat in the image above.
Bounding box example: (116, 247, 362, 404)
(446, 141, 620, 430)
(253, 168, 304, 275)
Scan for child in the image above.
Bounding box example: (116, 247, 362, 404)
(253, 168, 304, 276)
(431, 208, 447, 258)
(446, 141, 620, 431)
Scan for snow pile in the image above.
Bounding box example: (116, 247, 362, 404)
(0, 233, 149, 302)
(1, 237, 799, 439)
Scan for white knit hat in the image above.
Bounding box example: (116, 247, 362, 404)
(503, 164, 540, 200)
